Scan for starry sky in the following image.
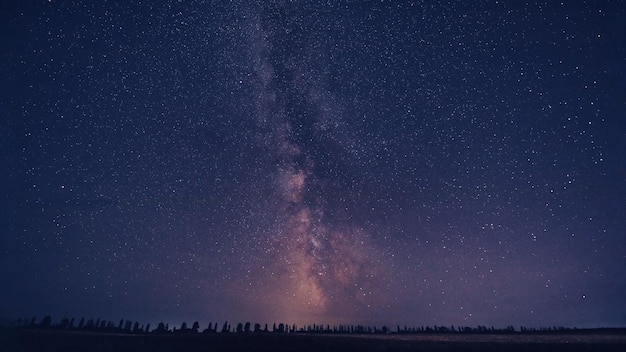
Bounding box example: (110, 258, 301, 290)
(1, 1, 625, 329)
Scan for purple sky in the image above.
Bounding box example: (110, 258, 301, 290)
(1, 0, 625, 329)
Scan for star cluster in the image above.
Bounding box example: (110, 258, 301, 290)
(1, 1, 625, 328)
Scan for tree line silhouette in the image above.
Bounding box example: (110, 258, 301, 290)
(11, 315, 623, 336)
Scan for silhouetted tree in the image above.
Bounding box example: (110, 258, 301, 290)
(155, 322, 167, 334)
(39, 316, 52, 329)
(244, 322, 251, 333)
(254, 323, 261, 332)
(192, 321, 199, 333)
(221, 321, 229, 333)
(58, 318, 70, 329)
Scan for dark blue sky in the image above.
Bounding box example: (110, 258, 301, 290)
(1, 0, 625, 329)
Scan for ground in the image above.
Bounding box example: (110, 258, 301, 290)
(3, 329, 626, 352)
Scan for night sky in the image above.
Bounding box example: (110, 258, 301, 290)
(1, 1, 625, 329)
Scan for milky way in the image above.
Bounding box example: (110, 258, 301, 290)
(236, 6, 391, 324)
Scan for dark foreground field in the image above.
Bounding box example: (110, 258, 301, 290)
(3, 329, 626, 352)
